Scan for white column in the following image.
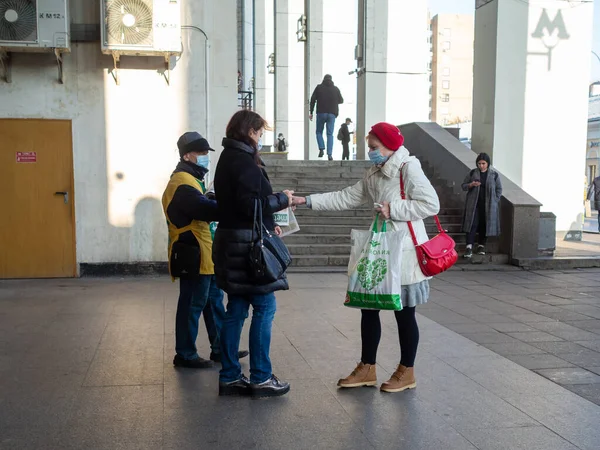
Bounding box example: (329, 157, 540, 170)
(254, 0, 275, 147)
(356, 0, 430, 159)
(472, 0, 593, 232)
(274, 0, 305, 160)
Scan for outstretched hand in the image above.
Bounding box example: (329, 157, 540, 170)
(375, 201, 391, 219)
(292, 196, 307, 207)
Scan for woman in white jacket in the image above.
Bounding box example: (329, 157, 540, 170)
(292, 122, 440, 393)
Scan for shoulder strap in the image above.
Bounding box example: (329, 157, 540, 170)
(399, 162, 444, 247)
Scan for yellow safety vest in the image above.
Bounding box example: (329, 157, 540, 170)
(161, 171, 214, 277)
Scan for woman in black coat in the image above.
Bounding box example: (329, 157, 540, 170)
(213, 110, 293, 398)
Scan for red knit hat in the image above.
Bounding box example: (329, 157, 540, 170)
(369, 122, 404, 151)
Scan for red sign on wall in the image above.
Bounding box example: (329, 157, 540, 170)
(16, 152, 37, 163)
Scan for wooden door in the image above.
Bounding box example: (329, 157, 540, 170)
(0, 119, 76, 278)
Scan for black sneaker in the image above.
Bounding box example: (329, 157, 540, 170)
(318, 149, 324, 158)
(250, 375, 290, 398)
(219, 375, 252, 396)
(210, 350, 250, 363)
(476, 245, 486, 255)
(173, 354, 214, 369)
(464, 247, 473, 259)
(328, 156, 333, 161)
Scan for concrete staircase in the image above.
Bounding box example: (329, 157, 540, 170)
(267, 160, 507, 271)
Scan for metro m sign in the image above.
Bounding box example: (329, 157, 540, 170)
(531, 9, 570, 70)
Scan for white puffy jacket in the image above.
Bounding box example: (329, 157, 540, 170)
(309, 146, 440, 286)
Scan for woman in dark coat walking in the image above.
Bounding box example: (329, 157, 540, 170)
(212, 110, 293, 398)
(461, 153, 503, 258)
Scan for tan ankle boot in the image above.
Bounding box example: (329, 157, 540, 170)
(380, 364, 416, 393)
(337, 362, 377, 388)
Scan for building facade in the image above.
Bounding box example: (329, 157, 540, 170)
(0, 0, 238, 278)
(430, 14, 474, 125)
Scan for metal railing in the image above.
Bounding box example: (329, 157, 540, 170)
(238, 90, 253, 110)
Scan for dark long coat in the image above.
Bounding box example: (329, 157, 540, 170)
(587, 176, 600, 211)
(461, 167, 503, 236)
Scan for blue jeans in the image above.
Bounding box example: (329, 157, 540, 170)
(219, 293, 277, 384)
(175, 275, 225, 360)
(316, 113, 336, 156)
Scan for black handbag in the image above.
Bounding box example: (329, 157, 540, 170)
(248, 199, 292, 282)
(170, 241, 200, 278)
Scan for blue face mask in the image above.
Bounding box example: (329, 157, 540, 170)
(368, 148, 389, 166)
(195, 154, 210, 169)
(257, 138, 263, 151)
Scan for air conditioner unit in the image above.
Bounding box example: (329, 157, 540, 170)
(0, 0, 70, 51)
(101, 0, 181, 56)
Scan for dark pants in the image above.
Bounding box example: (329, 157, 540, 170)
(466, 204, 487, 246)
(360, 307, 419, 367)
(175, 275, 225, 360)
(342, 142, 350, 160)
(219, 292, 277, 384)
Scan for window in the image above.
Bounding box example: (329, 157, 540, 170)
(442, 80, 450, 89)
(442, 41, 451, 50)
(441, 93, 449, 102)
(443, 28, 451, 38)
(442, 67, 450, 76)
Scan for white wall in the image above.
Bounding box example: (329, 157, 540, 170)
(473, 0, 593, 231)
(0, 0, 238, 265)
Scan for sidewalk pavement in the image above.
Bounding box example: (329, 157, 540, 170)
(1, 273, 600, 449)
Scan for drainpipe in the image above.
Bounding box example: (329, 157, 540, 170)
(182, 26, 210, 144)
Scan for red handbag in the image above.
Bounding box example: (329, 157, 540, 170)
(400, 164, 458, 276)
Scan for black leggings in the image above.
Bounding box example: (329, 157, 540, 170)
(360, 307, 419, 367)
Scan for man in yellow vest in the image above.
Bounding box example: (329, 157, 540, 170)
(162, 132, 249, 368)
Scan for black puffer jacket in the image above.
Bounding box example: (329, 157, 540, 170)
(212, 138, 290, 295)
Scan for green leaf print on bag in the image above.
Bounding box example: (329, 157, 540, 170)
(356, 257, 388, 291)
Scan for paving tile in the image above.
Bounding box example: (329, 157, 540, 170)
(470, 314, 518, 324)
(332, 387, 477, 450)
(443, 323, 496, 334)
(565, 320, 600, 333)
(487, 322, 538, 333)
(442, 355, 566, 398)
(563, 384, 600, 406)
(506, 331, 565, 343)
(535, 368, 600, 385)
(461, 332, 519, 345)
(482, 342, 547, 356)
(504, 353, 576, 370)
(460, 426, 579, 450)
(509, 313, 557, 323)
(503, 392, 600, 450)
(530, 341, 590, 354)
(558, 305, 600, 319)
(574, 340, 600, 352)
(553, 349, 600, 368)
(55, 385, 164, 450)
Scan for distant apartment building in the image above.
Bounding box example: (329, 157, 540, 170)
(430, 14, 474, 125)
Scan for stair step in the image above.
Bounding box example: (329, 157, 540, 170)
(287, 266, 348, 273)
(290, 255, 350, 267)
(287, 243, 351, 255)
(283, 234, 352, 245)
